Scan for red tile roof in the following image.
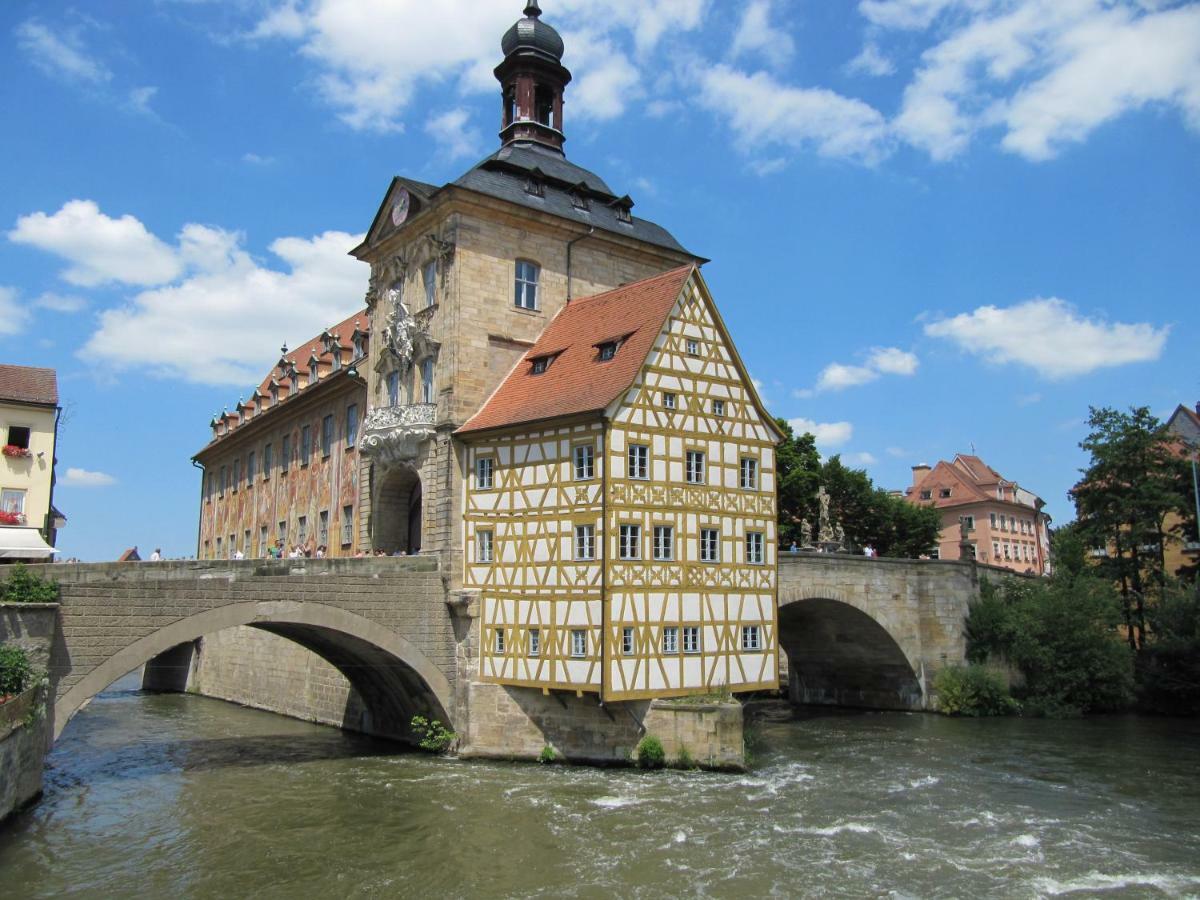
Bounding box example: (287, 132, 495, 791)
(458, 265, 695, 435)
(0, 365, 58, 406)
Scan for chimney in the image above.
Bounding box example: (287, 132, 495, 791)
(911, 463, 931, 487)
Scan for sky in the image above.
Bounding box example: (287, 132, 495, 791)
(1, 0, 1197, 562)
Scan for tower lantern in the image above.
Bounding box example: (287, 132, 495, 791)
(496, 1, 572, 154)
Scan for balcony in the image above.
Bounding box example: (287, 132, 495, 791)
(358, 403, 437, 465)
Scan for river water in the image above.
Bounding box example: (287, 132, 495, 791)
(2, 683, 1199, 899)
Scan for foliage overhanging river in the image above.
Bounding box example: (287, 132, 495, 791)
(2, 679, 1199, 898)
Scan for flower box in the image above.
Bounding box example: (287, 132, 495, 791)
(2, 445, 31, 459)
(0, 511, 25, 526)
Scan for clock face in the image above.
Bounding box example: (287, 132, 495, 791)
(391, 189, 411, 226)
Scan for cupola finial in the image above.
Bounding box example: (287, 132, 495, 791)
(524, 1, 541, 17)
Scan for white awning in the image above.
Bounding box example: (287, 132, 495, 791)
(0, 527, 59, 559)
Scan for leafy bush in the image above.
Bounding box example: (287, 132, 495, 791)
(933, 665, 1018, 716)
(965, 574, 1134, 715)
(0, 564, 59, 603)
(635, 735, 665, 769)
(1137, 584, 1200, 715)
(674, 747, 697, 770)
(410, 715, 456, 753)
(0, 645, 33, 697)
(538, 745, 558, 764)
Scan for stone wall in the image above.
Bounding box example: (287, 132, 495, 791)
(459, 681, 743, 770)
(0, 604, 58, 825)
(183, 627, 366, 731)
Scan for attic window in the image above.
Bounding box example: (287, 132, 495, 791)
(530, 354, 556, 375)
(940, 488, 952, 498)
(352, 332, 365, 358)
(612, 196, 634, 224)
(919, 489, 932, 501)
(571, 190, 590, 211)
(524, 176, 545, 198)
(597, 341, 619, 362)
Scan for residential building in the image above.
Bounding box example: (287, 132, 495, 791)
(1165, 401, 1200, 576)
(905, 454, 1051, 574)
(458, 266, 782, 699)
(194, 313, 369, 558)
(0, 364, 63, 561)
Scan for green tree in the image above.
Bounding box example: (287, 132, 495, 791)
(773, 419, 940, 558)
(1071, 406, 1193, 649)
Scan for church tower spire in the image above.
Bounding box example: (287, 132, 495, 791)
(495, 1, 572, 154)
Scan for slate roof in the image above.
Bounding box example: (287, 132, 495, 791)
(457, 265, 695, 435)
(0, 364, 58, 406)
(453, 143, 694, 257)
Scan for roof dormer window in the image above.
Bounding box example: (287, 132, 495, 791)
(611, 195, 634, 224)
(530, 353, 557, 375)
(307, 359, 319, 387)
(525, 168, 545, 197)
(571, 186, 590, 211)
(597, 341, 619, 361)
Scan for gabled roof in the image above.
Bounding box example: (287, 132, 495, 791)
(0, 365, 58, 406)
(457, 265, 696, 435)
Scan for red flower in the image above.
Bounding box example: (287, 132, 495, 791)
(0, 510, 24, 525)
(2, 445, 31, 458)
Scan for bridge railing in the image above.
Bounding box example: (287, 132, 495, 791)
(19, 555, 440, 585)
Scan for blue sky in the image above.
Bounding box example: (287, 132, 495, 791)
(2, 0, 1197, 561)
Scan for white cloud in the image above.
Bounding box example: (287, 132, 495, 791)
(560, 32, 642, 122)
(924, 297, 1170, 378)
(859, 0, 974, 31)
(698, 64, 892, 164)
(847, 42, 897, 77)
(886, 446, 910, 458)
(802, 346, 920, 394)
(15, 18, 112, 84)
(846, 451, 879, 466)
(788, 417, 854, 448)
(74, 211, 365, 385)
(425, 108, 482, 161)
(890, 0, 1200, 161)
(242, 152, 276, 166)
(33, 292, 88, 313)
(867, 346, 919, 375)
(127, 86, 158, 115)
(9, 200, 182, 287)
(0, 287, 31, 336)
(731, 0, 795, 68)
(63, 468, 117, 488)
(248, 0, 707, 132)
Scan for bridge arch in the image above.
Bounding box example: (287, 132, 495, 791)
(54, 600, 454, 742)
(778, 595, 923, 711)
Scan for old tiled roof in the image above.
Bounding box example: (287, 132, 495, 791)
(910, 453, 1044, 510)
(457, 265, 696, 435)
(0, 364, 58, 406)
(454, 144, 693, 257)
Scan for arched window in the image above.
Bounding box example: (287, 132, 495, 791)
(504, 85, 516, 126)
(515, 260, 539, 310)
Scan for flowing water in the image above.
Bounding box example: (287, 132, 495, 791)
(2, 681, 1199, 899)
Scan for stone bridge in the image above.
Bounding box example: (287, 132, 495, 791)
(16, 557, 459, 743)
(779, 553, 1007, 710)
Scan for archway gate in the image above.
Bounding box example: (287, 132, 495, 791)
(31, 557, 457, 742)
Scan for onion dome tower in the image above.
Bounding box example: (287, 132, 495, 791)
(496, 1, 572, 154)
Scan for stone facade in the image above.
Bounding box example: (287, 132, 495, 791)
(0, 603, 57, 824)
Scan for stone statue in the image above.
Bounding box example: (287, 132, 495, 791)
(817, 486, 835, 544)
(800, 518, 812, 547)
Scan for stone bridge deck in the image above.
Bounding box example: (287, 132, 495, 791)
(21, 557, 456, 741)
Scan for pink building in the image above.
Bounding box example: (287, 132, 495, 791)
(905, 454, 1051, 574)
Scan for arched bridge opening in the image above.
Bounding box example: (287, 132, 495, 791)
(779, 598, 923, 711)
(53, 601, 454, 745)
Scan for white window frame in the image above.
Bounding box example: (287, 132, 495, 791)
(1, 488, 26, 516)
(700, 527, 720, 563)
(619, 524, 641, 560)
(740, 457, 758, 490)
(662, 392, 677, 410)
(621, 627, 634, 655)
(746, 531, 765, 565)
(477, 529, 494, 563)
(574, 444, 595, 480)
(662, 626, 679, 654)
(423, 260, 437, 308)
(741, 625, 762, 652)
(515, 259, 540, 310)
(575, 524, 596, 560)
(683, 626, 700, 654)
(686, 450, 705, 485)
(628, 444, 649, 480)
(476, 457, 494, 490)
(571, 629, 587, 658)
(495, 629, 506, 654)
(712, 399, 725, 417)
(652, 525, 673, 561)
(686, 338, 699, 356)
(528, 628, 541, 657)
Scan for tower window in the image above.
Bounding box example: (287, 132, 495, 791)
(535, 84, 553, 126)
(515, 260, 540, 310)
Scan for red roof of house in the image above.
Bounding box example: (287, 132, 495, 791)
(457, 265, 696, 435)
(0, 365, 58, 406)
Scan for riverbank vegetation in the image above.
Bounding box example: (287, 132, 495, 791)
(0, 564, 58, 603)
(775, 419, 941, 557)
(0, 645, 33, 701)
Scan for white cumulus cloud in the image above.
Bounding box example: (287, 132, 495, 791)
(63, 468, 117, 487)
(8, 200, 182, 287)
(924, 297, 1170, 378)
(802, 346, 920, 395)
(0, 287, 31, 336)
(425, 108, 482, 161)
(731, 0, 795, 68)
(15, 18, 112, 84)
(788, 417, 854, 448)
(33, 292, 88, 313)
